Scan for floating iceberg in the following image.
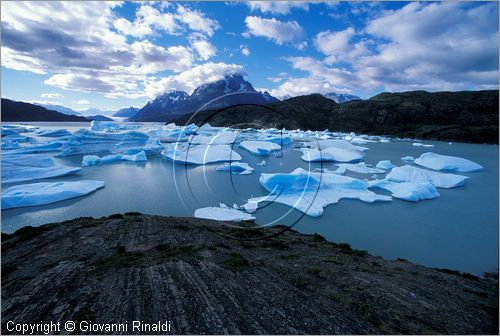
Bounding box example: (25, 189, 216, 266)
(257, 160, 267, 166)
(401, 156, 414, 162)
(414, 152, 483, 173)
(82, 150, 147, 166)
(36, 129, 72, 137)
(216, 162, 254, 175)
(194, 204, 255, 221)
(386, 165, 468, 188)
(148, 123, 198, 142)
(2, 180, 105, 209)
(90, 120, 140, 132)
(58, 129, 148, 156)
(243, 168, 391, 217)
(2, 134, 35, 143)
(301, 147, 365, 163)
(1, 142, 21, 150)
(376, 160, 395, 170)
(369, 179, 439, 202)
(239, 140, 281, 156)
(336, 162, 386, 174)
(413, 142, 434, 147)
(7, 141, 63, 155)
(161, 144, 241, 165)
(190, 130, 238, 145)
(2, 153, 81, 184)
(2, 124, 38, 134)
(316, 139, 369, 152)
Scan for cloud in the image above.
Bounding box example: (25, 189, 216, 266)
(240, 44, 250, 56)
(74, 99, 90, 105)
(244, 16, 305, 46)
(247, 1, 309, 15)
(177, 5, 220, 37)
(41, 93, 64, 99)
(143, 62, 245, 98)
(269, 77, 349, 98)
(191, 38, 217, 61)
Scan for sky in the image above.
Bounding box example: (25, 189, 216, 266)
(1, 1, 498, 112)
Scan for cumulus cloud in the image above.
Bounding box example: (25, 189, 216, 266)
(191, 38, 217, 61)
(240, 44, 250, 56)
(247, 1, 309, 15)
(177, 5, 220, 36)
(41, 93, 63, 99)
(143, 62, 245, 98)
(244, 16, 305, 46)
(74, 99, 90, 105)
(269, 77, 350, 98)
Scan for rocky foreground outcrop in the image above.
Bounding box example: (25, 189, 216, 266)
(2, 214, 498, 334)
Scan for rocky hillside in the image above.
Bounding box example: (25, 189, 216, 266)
(2, 214, 498, 334)
(174, 90, 499, 144)
(1, 99, 89, 122)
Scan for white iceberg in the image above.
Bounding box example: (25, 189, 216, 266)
(401, 156, 414, 162)
(82, 150, 147, 166)
(386, 165, 468, 188)
(413, 142, 434, 147)
(239, 140, 281, 156)
(316, 139, 369, 152)
(148, 123, 198, 142)
(243, 168, 391, 217)
(194, 205, 255, 221)
(2, 124, 38, 134)
(90, 120, 140, 132)
(7, 141, 63, 155)
(2, 153, 80, 184)
(369, 179, 439, 202)
(161, 144, 241, 165)
(190, 130, 238, 145)
(336, 162, 386, 174)
(216, 162, 254, 175)
(414, 152, 483, 173)
(301, 147, 365, 163)
(2, 180, 105, 209)
(36, 129, 72, 137)
(376, 160, 395, 170)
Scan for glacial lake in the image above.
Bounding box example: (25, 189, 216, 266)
(1, 122, 498, 275)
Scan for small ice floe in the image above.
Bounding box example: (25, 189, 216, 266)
(369, 179, 440, 202)
(239, 140, 281, 156)
(36, 129, 72, 137)
(242, 168, 391, 217)
(386, 165, 468, 189)
(2, 153, 80, 184)
(401, 156, 414, 163)
(2, 134, 35, 143)
(412, 142, 434, 147)
(216, 162, 254, 175)
(161, 144, 241, 165)
(336, 162, 386, 174)
(194, 203, 255, 221)
(257, 160, 266, 166)
(2, 180, 105, 209)
(316, 139, 369, 152)
(82, 150, 147, 166)
(2, 124, 38, 134)
(414, 152, 483, 173)
(1, 142, 21, 150)
(301, 147, 365, 163)
(379, 138, 390, 143)
(376, 160, 396, 170)
(148, 124, 197, 142)
(90, 120, 140, 132)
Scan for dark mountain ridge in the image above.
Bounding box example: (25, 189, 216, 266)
(1, 98, 89, 122)
(173, 90, 499, 144)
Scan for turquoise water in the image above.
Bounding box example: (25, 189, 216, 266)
(1, 122, 498, 275)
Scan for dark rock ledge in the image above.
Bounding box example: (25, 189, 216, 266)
(2, 214, 498, 334)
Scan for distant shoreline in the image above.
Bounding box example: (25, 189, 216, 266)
(2, 214, 498, 334)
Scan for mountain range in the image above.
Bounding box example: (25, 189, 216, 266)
(129, 74, 279, 122)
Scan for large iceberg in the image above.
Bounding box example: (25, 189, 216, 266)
(82, 150, 147, 166)
(194, 203, 255, 221)
(369, 179, 440, 202)
(90, 120, 141, 132)
(2, 180, 105, 209)
(216, 162, 254, 175)
(148, 123, 198, 142)
(161, 144, 241, 165)
(7, 141, 63, 155)
(239, 140, 281, 156)
(301, 147, 365, 163)
(36, 129, 72, 137)
(2, 153, 80, 184)
(414, 152, 483, 173)
(190, 130, 238, 145)
(315, 139, 369, 152)
(243, 168, 391, 217)
(386, 165, 468, 188)
(58, 129, 149, 156)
